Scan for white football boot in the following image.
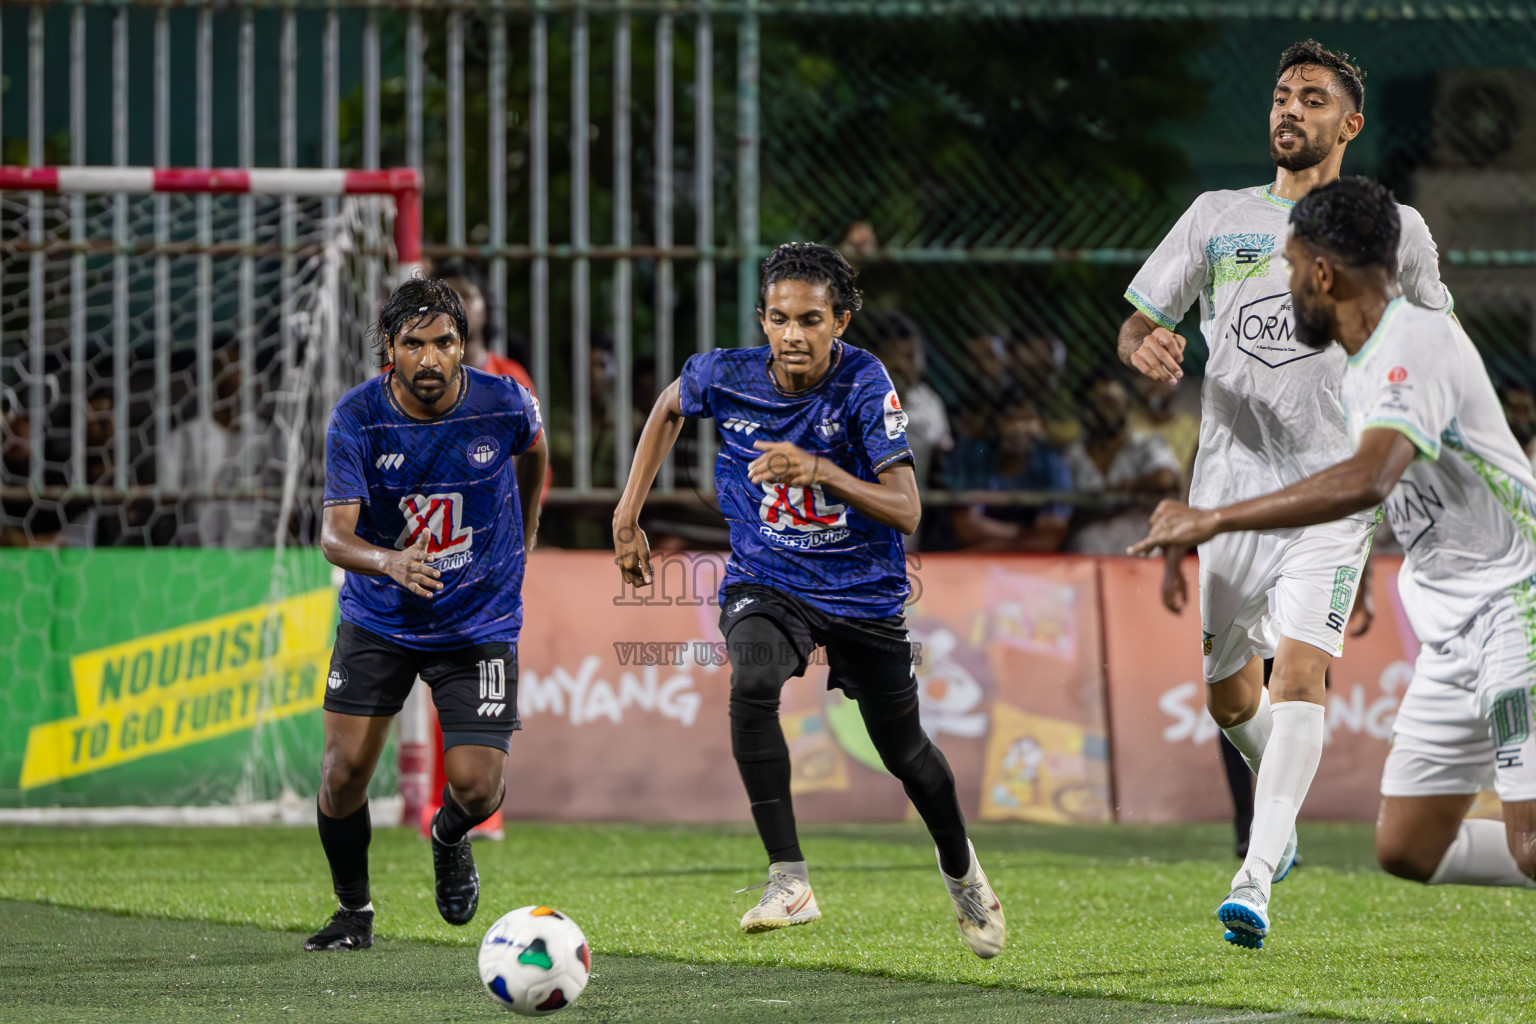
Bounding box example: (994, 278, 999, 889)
(737, 864, 821, 934)
(1217, 873, 1270, 949)
(939, 840, 1006, 959)
(1272, 826, 1298, 884)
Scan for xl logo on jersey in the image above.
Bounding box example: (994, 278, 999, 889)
(1229, 292, 1320, 368)
(397, 492, 474, 566)
(758, 482, 850, 542)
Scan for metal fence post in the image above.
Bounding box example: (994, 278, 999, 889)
(736, 0, 760, 350)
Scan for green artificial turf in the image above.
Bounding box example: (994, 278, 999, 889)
(1, 822, 1532, 1024)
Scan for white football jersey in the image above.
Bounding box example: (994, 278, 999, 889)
(1344, 297, 1536, 644)
(1126, 185, 1452, 514)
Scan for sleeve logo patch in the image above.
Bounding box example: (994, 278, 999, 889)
(1388, 366, 1408, 384)
(883, 389, 908, 439)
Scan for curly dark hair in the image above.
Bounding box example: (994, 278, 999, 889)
(369, 276, 470, 367)
(758, 242, 863, 318)
(1290, 176, 1400, 268)
(1278, 39, 1366, 113)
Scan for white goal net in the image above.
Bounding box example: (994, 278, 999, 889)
(0, 167, 417, 822)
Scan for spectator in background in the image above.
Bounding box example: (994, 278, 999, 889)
(159, 340, 278, 548)
(951, 396, 1072, 552)
(433, 262, 537, 393)
(947, 329, 1020, 488)
(1129, 372, 1202, 476)
(1062, 376, 1181, 554)
(867, 312, 953, 492)
(1500, 383, 1536, 472)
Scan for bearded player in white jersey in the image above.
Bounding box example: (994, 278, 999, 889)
(1133, 176, 1536, 947)
(1117, 40, 1454, 947)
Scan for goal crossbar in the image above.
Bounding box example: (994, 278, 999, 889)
(0, 165, 422, 267)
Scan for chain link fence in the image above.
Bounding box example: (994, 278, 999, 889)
(1, 1, 1533, 550)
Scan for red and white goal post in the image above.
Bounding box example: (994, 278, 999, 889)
(0, 166, 449, 826)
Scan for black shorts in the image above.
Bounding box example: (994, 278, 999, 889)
(325, 620, 521, 752)
(718, 583, 916, 702)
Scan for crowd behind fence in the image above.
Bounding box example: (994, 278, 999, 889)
(1, 1, 1534, 555)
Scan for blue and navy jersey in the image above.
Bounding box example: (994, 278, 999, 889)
(679, 341, 914, 618)
(323, 367, 543, 649)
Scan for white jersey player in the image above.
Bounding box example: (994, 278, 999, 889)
(1116, 41, 1453, 948)
(1133, 177, 1536, 948)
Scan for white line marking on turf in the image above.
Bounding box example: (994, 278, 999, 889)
(748, 999, 793, 1004)
(1173, 1014, 1295, 1023)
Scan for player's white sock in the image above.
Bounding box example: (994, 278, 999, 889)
(773, 859, 809, 883)
(1233, 700, 1324, 899)
(1428, 818, 1536, 889)
(1221, 687, 1273, 775)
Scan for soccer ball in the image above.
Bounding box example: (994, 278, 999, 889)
(478, 905, 591, 1016)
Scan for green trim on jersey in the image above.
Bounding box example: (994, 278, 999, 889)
(1445, 430, 1536, 553)
(1347, 296, 1409, 368)
(1260, 185, 1296, 210)
(1125, 287, 1178, 331)
(1363, 418, 1442, 461)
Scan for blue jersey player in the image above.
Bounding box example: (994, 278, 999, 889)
(613, 243, 1006, 958)
(305, 278, 547, 952)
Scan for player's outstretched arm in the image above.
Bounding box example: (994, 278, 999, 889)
(320, 503, 444, 598)
(516, 430, 548, 554)
(1127, 428, 1419, 556)
(612, 379, 688, 587)
(1118, 311, 1186, 384)
(748, 441, 921, 535)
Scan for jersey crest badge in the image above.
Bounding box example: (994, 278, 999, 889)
(466, 435, 500, 468)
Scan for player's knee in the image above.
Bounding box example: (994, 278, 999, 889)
(448, 773, 504, 816)
(319, 752, 372, 813)
(1508, 831, 1536, 882)
(1205, 698, 1252, 731)
(729, 664, 785, 713)
(1374, 833, 1437, 884)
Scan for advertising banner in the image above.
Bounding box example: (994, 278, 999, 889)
(509, 552, 1111, 825)
(0, 549, 374, 809)
(1101, 554, 1416, 823)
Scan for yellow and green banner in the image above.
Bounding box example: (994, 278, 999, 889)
(0, 550, 388, 808)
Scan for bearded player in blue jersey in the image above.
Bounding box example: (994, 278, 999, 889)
(613, 243, 1005, 958)
(304, 278, 548, 951)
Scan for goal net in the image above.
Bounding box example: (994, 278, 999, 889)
(0, 167, 419, 823)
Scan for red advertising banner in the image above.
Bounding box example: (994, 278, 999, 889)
(506, 552, 1112, 825)
(1101, 554, 1417, 823)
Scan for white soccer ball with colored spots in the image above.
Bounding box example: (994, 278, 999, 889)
(478, 905, 591, 1016)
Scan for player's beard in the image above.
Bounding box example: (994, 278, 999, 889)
(1290, 292, 1335, 351)
(402, 364, 460, 407)
(1270, 122, 1333, 172)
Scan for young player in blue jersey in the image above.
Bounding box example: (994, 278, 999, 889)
(304, 278, 547, 951)
(613, 243, 1006, 958)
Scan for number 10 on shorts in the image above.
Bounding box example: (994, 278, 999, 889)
(478, 659, 507, 701)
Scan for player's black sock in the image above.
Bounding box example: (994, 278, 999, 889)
(728, 616, 803, 865)
(433, 783, 499, 846)
(317, 799, 372, 910)
(859, 692, 971, 878)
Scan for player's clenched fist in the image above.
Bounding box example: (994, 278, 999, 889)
(1126, 499, 1221, 556)
(387, 530, 443, 597)
(748, 440, 822, 486)
(612, 521, 653, 587)
(1129, 326, 1186, 384)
